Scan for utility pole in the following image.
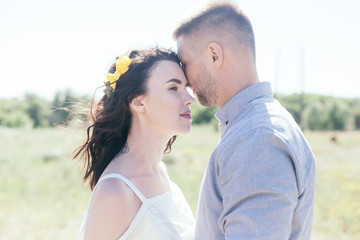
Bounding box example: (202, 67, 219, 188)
(274, 48, 281, 96)
(299, 46, 305, 131)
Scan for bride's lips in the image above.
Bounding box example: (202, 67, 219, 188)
(180, 111, 192, 120)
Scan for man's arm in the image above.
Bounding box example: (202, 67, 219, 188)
(218, 128, 298, 239)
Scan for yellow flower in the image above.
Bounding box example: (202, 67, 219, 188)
(104, 56, 132, 90)
(116, 56, 131, 75)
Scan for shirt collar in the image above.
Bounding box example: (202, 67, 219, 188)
(215, 82, 273, 128)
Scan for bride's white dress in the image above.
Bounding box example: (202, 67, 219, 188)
(75, 171, 195, 240)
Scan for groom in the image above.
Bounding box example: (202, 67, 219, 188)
(173, 2, 316, 240)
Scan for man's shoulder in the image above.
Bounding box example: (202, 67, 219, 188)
(215, 126, 278, 161)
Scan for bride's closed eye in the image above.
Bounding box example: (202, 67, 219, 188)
(169, 86, 178, 91)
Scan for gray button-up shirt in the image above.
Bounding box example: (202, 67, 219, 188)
(194, 82, 316, 240)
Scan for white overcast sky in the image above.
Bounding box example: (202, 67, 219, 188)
(1, 0, 359, 100)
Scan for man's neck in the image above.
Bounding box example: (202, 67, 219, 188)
(217, 71, 259, 109)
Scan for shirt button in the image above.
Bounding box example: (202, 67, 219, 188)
(225, 121, 229, 125)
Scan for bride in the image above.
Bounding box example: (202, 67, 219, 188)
(74, 47, 195, 240)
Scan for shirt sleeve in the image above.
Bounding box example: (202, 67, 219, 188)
(217, 127, 299, 240)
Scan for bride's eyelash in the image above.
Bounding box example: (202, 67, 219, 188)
(169, 86, 178, 91)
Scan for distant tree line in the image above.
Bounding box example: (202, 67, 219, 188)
(0, 90, 359, 131)
(187, 93, 360, 131)
(275, 93, 360, 131)
(0, 89, 89, 128)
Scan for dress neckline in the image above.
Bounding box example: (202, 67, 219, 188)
(97, 173, 172, 203)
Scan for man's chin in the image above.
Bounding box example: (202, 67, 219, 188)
(198, 96, 217, 107)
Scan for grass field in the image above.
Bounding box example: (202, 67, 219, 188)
(0, 125, 359, 239)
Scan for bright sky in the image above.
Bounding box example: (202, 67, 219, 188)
(1, 0, 359, 100)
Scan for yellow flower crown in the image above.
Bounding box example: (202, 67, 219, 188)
(104, 56, 132, 97)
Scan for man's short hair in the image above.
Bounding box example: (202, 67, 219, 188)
(173, 2, 255, 55)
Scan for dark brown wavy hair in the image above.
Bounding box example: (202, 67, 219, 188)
(74, 47, 180, 190)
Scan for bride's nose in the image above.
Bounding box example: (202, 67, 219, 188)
(184, 91, 195, 106)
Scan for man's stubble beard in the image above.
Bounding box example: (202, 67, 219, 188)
(196, 64, 218, 107)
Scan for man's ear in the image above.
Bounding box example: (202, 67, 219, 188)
(130, 96, 145, 113)
(207, 42, 223, 68)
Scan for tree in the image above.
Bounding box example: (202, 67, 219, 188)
(25, 94, 50, 128)
(306, 102, 330, 130)
(49, 89, 87, 126)
(275, 94, 302, 124)
(351, 99, 360, 130)
(191, 100, 218, 124)
(328, 101, 349, 130)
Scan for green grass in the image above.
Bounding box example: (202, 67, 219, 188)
(306, 131, 360, 240)
(0, 126, 359, 239)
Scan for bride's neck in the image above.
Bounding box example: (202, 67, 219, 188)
(123, 124, 170, 173)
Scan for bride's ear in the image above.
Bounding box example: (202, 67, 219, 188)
(130, 96, 146, 113)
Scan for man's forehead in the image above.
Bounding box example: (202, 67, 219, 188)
(176, 38, 184, 56)
(177, 48, 184, 61)
(176, 37, 190, 60)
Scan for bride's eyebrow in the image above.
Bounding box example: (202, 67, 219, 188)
(165, 78, 182, 84)
(165, 78, 190, 87)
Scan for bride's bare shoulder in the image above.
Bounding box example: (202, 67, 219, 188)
(84, 177, 142, 240)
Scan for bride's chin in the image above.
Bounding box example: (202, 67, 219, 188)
(172, 123, 193, 136)
(180, 126, 192, 134)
